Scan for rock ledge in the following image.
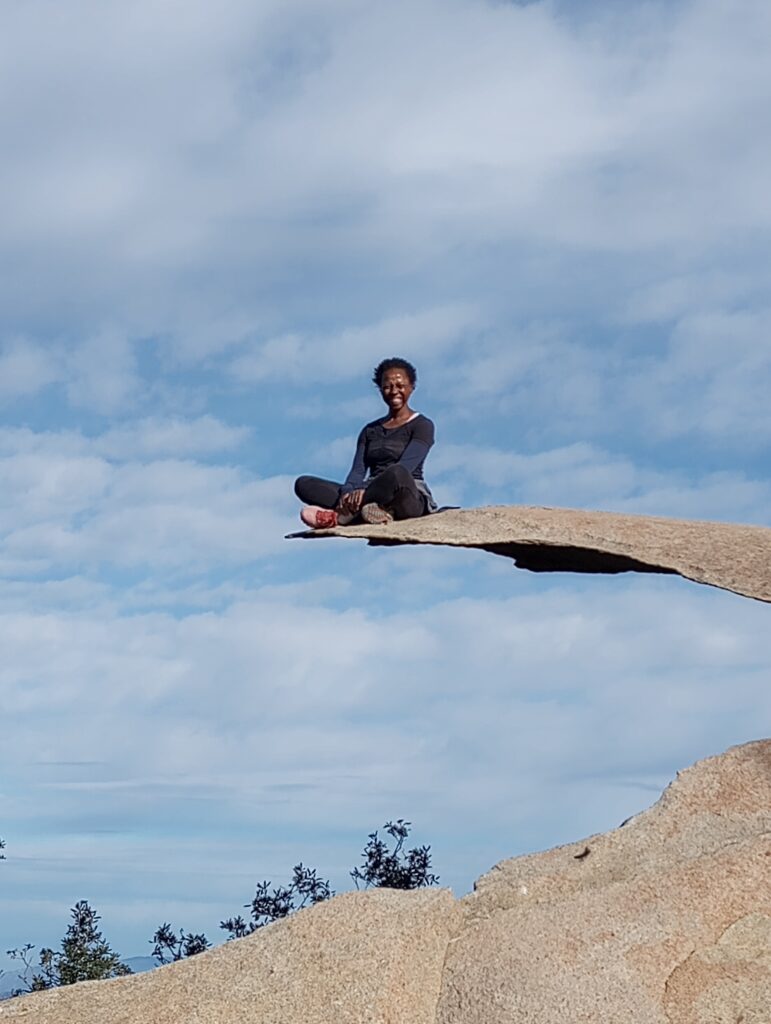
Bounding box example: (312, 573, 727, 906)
(290, 505, 771, 602)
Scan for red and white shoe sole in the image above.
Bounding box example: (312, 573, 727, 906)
(300, 506, 338, 529)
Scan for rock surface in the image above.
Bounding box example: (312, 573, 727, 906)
(3, 741, 769, 1023)
(437, 738, 771, 1024)
(0, 889, 460, 1024)
(289, 505, 771, 603)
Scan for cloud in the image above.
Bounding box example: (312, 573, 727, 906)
(96, 416, 251, 458)
(0, 424, 294, 576)
(3, 0, 769, 355)
(1, 574, 769, 948)
(229, 304, 479, 385)
(624, 309, 771, 445)
(309, 434, 359, 475)
(1, 0, 768, 473)
(0, 417, 250, 460)
(0, 332, 146, 417)
(1, 462, 294, 574)
(3, 581, 767, 805)
(0, 339, 63, 401)
(64, 332, 141, 414)
(431, 440, 771, 523)
(420, 295, 771, 458)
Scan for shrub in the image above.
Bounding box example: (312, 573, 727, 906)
(9, 901, 131, 992)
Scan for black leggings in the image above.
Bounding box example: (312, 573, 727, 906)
(294, 464, 426, 520)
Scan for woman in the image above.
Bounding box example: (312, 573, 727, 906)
(295, 357, 437, 528)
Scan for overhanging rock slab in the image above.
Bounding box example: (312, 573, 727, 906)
(288, 505, 771, 603)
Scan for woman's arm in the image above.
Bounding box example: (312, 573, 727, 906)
(397, 416, 434, 474)
(340, 427, 368, 494)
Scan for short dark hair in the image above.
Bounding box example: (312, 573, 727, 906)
(372, 358, 417, 388)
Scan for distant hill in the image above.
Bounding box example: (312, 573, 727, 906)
(124, 956, 158, 975)
(0, 970, 24, 1001)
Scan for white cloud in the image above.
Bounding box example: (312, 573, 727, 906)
(431, 440, 771, 523)
(230, 304, 479, 384)
(309, 433, 359, 475)
(0, 339, 63, 401)
(1, 463, 294, 574)
(96, 416, 251, 458)
(4, 0, 769, 355)
(422, 296, 771, 454)
(625, 309, 771, 444)
(0, 426, 294, 576)
(0, 417, 250, 461)
(0, 450, 111, 528)
(64, 331, 140, 414)
(1, 575, 769, 948)
(618, 269, 753, 326)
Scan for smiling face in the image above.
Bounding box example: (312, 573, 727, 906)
(379, 366, 414, 413)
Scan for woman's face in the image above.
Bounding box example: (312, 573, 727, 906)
(380, 367, 414, 412)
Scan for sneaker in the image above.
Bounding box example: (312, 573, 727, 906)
(300, 506, 339, 529)
(360, 502, 393, 525)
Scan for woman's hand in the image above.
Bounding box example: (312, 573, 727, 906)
(339, 489, 365, 515)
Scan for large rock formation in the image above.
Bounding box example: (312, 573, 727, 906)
(0, 888, 459, 1024)
(436, 738, 771, 1024)
(3, 740, 769, 1023)
(289, 506, 771, 603)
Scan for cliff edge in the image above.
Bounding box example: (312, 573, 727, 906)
(290, 505, 771, 603)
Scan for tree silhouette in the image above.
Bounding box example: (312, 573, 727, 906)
(4, 822, 439, 992)
(159, 820, 437, 958)
(151, 924, 211, 965)
(8, 901, 131, 992)
(351, 819, 439, 890)
(220, 863, 333, 940)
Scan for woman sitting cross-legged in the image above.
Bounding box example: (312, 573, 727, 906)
(295, 357, 437, 529)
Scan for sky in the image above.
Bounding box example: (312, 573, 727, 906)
(1, 0, 770, 964)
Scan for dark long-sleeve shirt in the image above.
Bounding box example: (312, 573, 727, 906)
(341, 414, 435, 502)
